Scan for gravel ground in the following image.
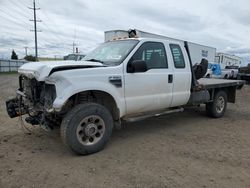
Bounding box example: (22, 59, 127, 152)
(0, 74, 250, 188)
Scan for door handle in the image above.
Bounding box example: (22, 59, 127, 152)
(168, 74, 173, 83)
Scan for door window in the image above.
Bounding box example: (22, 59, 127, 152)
(129, 42, 168, 70)
(170, 44, 185, 68)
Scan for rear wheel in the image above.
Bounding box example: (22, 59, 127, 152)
(206, 90, 227, 118)
(61, 103, 113, 155)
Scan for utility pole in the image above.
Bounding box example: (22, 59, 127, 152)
(29, 0, 41, 61)
(24, 47, 28, 56)
(72, 42, 76, 53)
(72, 28, 77, 54)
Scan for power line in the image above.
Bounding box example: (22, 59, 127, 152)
(1, 0, 74, 57)
(28, 3, 72, 56)
(0, 9, 32, 27)
(35, 2, 73, 51)
(38, 20, 68, 45)
(0, 9, 33, 28)
(32, 1, 76, 54)
(6, 0, 32, 20)
(36, 11, 72, 52)
(37, 9, 66, 41)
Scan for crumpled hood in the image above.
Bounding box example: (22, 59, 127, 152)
(18, 60, 104, 81)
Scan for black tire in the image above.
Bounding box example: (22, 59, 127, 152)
(61, 103, 113, 155)
(206, 90, 227, 118)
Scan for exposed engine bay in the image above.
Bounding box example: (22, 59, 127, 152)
(6, 75, 58, 130)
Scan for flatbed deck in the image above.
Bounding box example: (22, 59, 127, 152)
(198, 78, 245, 89)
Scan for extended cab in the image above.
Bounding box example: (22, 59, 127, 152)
(6, 30, 244, 155)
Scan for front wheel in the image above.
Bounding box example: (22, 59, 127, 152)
(206, 90, 227, 118)
(61, 103, 113, 155)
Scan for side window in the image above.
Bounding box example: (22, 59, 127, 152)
(130, 42, 168, 69)
(170, 44, 185, 68)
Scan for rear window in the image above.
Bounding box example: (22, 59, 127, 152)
(170, 44, 185, 68)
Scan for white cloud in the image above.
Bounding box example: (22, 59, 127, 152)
(0, 0, 249, 63)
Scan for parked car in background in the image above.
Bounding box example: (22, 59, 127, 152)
(205, 63, 239, 79)
(205, 63, 222, 78)
(224, 65, 239, 79)
(238, 63, 250, 82)
(63, 53, 86, 61)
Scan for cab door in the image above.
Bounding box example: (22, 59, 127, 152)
(169, 43, 192, 107)
(124, 41, 174, 115)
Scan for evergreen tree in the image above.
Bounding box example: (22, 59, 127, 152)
(11, 50, 18, 60)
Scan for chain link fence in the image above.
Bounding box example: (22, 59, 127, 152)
(0, 59, 27, 72)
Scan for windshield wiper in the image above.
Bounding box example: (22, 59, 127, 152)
(85, 58, 104, 64)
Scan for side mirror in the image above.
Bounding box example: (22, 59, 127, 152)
(127, 60, 147, 73)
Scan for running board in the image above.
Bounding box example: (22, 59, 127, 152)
(123, 108, 184, 122)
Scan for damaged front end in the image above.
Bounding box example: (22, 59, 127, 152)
(6, 75, 58, 130)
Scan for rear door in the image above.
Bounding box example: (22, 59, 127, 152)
(169, 43, 192, 106)
(124, 41, 174, 115)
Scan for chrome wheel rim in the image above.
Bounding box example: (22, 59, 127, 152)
(216, 96, 225, 113)
(76, 115, 105, 146)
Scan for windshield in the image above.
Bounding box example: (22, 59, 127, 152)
(82, 40, 139, 66)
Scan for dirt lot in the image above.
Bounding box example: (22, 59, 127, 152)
(0, 74, 250, 188)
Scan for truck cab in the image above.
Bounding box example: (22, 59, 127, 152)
(122, 38, 191, 115)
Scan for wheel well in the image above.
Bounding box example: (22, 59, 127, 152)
(223, 87, 236, 103)
(62, 90, 120, 121)
(209, 87, 236, 103)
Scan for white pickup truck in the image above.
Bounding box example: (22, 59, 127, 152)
(6, 30, 244, 155)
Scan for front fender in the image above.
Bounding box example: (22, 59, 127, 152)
(52, 79, 126, 117)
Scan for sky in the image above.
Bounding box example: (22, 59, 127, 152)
(0, 0, 250, 64)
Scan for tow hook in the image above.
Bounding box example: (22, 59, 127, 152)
(6, 98, 27, 118)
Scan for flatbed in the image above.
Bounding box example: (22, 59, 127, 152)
(198, 78, 245, 89)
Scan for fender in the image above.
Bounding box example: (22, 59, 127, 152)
(51, 78, 126, 117)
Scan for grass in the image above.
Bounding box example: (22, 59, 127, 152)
(0, 71, 18, 75)
(38, 57, 63, 61)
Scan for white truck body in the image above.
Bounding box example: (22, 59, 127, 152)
(6, 29, 244, 155)
(18, 38, 191, 117)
